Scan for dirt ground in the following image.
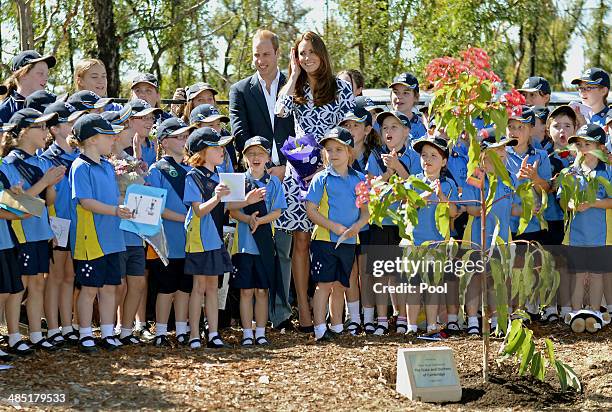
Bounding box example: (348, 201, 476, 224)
(0, 322, 610, 411)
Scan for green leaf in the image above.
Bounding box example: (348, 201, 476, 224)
(435, 202, 451, 239)
(502, 319, 526, 355)
(557, 361, 582, 392)
(487, 150, 514, 190)
(555, 360, 568, 392)
(530, 352, 545, 381)
(518, 329, 535, 376)
(485, 173, 498, 212)
(467, 135, 481, 179)
(596, 176, 612, 197)
(490, 258, 508, 335)
(516, 182, 535, 235)
(545, 338, 556, 365)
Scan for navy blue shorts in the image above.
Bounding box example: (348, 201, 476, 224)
(18, 240, 51, 275)
(149, 258, 192, 294)
(310, 240, 356, 287)
(567, 246, 612, 274)
(231, 253, 270, 289)
(119, 246, 146, 276)
(74, 253, 123, 288)
(0, 247, 24, 294)
(185, 248, 232, 276)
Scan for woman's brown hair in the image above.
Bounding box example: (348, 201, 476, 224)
(290, 31, 336, 107)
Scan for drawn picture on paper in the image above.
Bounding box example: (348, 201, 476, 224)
(126, 193, 163, 225)
(218, 173, 246, 202)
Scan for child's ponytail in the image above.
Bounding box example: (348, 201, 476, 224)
(0, 129, 22, 157)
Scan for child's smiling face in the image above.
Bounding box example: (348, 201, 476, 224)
(381, 116, 408, 151)
(391, 84, 417, 113)
(244, 145, 269, 173)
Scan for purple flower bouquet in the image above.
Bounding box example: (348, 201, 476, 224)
(280, 133, 322, 199)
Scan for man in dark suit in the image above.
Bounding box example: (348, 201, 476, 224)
(229, 29, 295, 330)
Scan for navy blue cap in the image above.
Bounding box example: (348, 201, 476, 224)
(157, 117, 195, 141)
(518, 77, 551, 94)
(189, 104, 229, 125)
(568, 124, 607, 145)
(413, 136, 449, 157)
(25, 90, 57, 112)
(186, 82, 218, 100)
(4, 108, 57, 133)
(571, 67, 610, 88)
(375, 110, 412, 129)
(67, 90, 113, 111)
(186, 127, 233, 154)
(508, 105, 535, 125)
(389, 73, 419, 91)
(126, 99, 162, 118)
(532, 106, 550, 122)
(340, 106, 372, 126)
(10, 50, 56, 72)
(131, 73, 159, 89)
(72, 113, 123, 142)
(355, 95, 385, 114)
(44, 101, 80, 126)
(243, 136, 272, 154)
(319, 126, 354, 148)
(549, 105, 577, 123)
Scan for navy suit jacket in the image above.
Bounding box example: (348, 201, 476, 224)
(229, 71, 295, 165)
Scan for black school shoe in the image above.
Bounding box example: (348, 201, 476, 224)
(297, 325, 314, 334)
(315, 329, 335, 343)
(7, 339, 34, 356)
(63, 331, 80, 346)
(153, 335, 172, 348)
(31, 338, 59, 352)
(78, 336, 99, 354)
(0, 350, 16, 362)
(120, 334, 143, 345)
(273, 319, 295, 331)
(207, 335, 229, 349)
(98, 336, 119, 351)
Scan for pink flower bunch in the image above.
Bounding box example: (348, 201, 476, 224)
(501, 89, 526, 117)
(426, 47, 501, 90)
(355, 180, 370, 209)
(110, 157, 149, 178)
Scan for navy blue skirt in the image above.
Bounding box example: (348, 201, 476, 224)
(185, 247, 232, 276)
(0, 247, 24, 294)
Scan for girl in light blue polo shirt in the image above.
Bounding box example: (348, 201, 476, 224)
(305, 127, 369, 342)
(68, 114, 130, 353)
(409, 136, 459, 336)
(227, 136, 286, 346)
(0, 108, 66, 354)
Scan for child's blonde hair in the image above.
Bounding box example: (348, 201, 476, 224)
(74, 58, 105, 92)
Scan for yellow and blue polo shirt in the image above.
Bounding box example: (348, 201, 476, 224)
(462, 174, 520, 250)
(506, 144, 552, 233)
(0, 151, 54, 243)
(305, 166, 365, 245)
(41, 142, 79, 220)
(409, 173, 459, 246)
(231, 172, 287, 255)
(183, 167, 224, 253)
(69, 155, 126, 260)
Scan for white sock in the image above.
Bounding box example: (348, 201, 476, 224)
(255, 327, 266, 339)
(120, 327, 132, 339)
(560, 306, 571, 317)
(72, 323, 79, 331)
(396, 316, 407, 326)
(8, 333, 21, 347)
(314, 323, 327, 339)
(243, 328, 254, 340)
(490, 317, 498, 329)
(61, 326, 73, 336)
(427, 324, 438, 333)
(606, 305, 612, 314)
(30, 331, 43, 344)
(175, 322, 188, 336)
(447, 314, 458, 323)
(79, 327, 95, 347)
(377, 317, 388, 328)
(407, 324, 418, 333)
(208, 331, 219, 341)
(330, 323, 343, 333)
(363, 307, 375, 324)
(347, 301, 361, 324)
(48, 328, 61, 338)
(156, 323, 167, 337)
(134, 320, 143, 331)
(468, 316, 479, 328)
(101, 324, 114, 339)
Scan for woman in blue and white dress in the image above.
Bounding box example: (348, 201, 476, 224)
(275, 31, 354, 331)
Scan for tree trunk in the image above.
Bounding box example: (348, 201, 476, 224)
(592, 0, 605, 67)
(91, 0, 121, 97)
(513, 24, 525, 87)
(357, 1, 364, 72)
(528, 29, 537, 77)
(16, 0, 34, 50)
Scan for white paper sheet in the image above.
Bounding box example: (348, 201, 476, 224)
(218, 173, 246, 202)
(125, 193, 164, 225)
(49, 216, 70, 248)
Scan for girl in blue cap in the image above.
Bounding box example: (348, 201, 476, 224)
(305, 127, 369, 342)
(0, 108, 66, 353)
(571, 67, 610, 128)
(67, 113, 131, 353)
(183, 127, 235, 349)
(389, 72, 427, 142)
